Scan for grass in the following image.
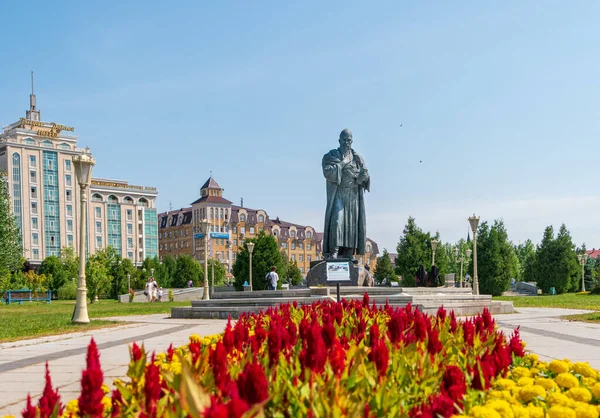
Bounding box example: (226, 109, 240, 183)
(494, 293, 600, 310)
(0, 300, 190, 343)
(561, 312, 600, 323)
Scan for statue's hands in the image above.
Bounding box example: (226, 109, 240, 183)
(357, 168, 369, 185)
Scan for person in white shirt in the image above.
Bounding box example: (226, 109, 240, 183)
(266, 266, 279, 290)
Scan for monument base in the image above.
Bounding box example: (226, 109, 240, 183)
(306, 259, 373, 287)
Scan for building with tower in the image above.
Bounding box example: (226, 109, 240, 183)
(158, 177, 380, 277)
(0, 76, 158, 265)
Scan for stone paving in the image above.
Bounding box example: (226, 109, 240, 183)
(1, 308, 599, 415)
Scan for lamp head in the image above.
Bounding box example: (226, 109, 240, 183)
(247, 242, 255, 254)
(466, 249, 472, 258)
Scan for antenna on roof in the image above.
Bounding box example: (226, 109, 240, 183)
(240, 198, 244, 208)
(169, 201, 173, 211)
(210, 170, 212, 178)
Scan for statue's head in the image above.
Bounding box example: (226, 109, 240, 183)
(338, 129, 353, 151)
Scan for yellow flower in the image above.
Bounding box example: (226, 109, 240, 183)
(63, 399, 79, 416)
(548, 405, 576, 418)
(519, 385, 546, 403)
(583, 377, 597, 388)
(548, 392, 572, 407)
(536, 377, 558, 390)
(101, 383, 110, 394)
(469, 405, 503, 418)
(525, 353, 540, 364)
(171, 362, 182, 374)
(495, 378, 517, 390)
(592, 383, 600, 399)
(550, 360, 571, 374)
(567, 387, 592, 403)
(511, 404, 530, 418)
(102, 396, 112, 413)
(189, 334, 202, 343)
(155, 352, 166, 363)
(518, 377, 535, 387)
(485, 400, 514, 417)
(556, 373, 580, 389)
(526, 404, 545, 418)
(574, 404, 599, 418)
(572, 362, 596, 378)
(513, 367, 532, 379)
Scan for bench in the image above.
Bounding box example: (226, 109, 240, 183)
(3, 289, 52, 305)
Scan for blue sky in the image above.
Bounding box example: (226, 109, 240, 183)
(2, 1, 600, 253)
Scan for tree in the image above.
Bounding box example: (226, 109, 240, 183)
(24, 270, 49, 299)
(207, 259, 226, 286)
(476, 220, 518, 296)
(86, 255, 111, 303)
(554, 224, 580, 292)
(0, 175, 22, 284)
(395, 217, 432, 283)
(173, 255, 203, 288)
(233, 231, 285, 291)
(515, 240, 536, 282)
(532, 224, 579, 294)
(286, 261, 303, 286)
(38, 256, 67, 292)
(374, 249, 396, 285)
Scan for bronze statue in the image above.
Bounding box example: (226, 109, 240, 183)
(322, 129, 370, 261)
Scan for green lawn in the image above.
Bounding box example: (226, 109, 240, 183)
(495, 293, 600, 310)
(0, 300, 190, 342)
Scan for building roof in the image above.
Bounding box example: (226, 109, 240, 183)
(201, 177, 221, 190)
(158, 207, 192, 228)
(586, 249, 600, 259)
(190, 195, 233, 205)
(367, 239, 380, 255)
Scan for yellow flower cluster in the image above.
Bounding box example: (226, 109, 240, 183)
(461, 355, 600, 418)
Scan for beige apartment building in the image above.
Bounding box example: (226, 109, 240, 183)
(158, 177, 379, 276)
(0, 90, 158, 265)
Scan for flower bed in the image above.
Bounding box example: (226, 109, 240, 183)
(16, 295, 600, 417)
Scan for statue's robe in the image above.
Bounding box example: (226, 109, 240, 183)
(322, 148, 370, 256)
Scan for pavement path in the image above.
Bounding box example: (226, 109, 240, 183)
(1, 308, 599, 415)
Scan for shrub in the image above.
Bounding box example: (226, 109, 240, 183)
(168, 289, 174, 302)
(57, 280, 77, 300)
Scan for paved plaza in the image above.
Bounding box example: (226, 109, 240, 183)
(1, 308, 600, 415)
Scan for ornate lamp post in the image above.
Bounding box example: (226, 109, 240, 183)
(453, 247, 472, 288)
(247, 242, 255, 291)
(431, 239, 438, 266)
(200, 219, 211, 300)
(578, 253, 589, 292)
(71, 149, 95, 324)
(468, 215, 481, 295)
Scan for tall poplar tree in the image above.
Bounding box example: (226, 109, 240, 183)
(0, 175, 22, 282)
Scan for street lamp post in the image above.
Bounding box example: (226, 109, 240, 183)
(72, 149, 95, 324)
(578, 253, 589, 292)
(127, 274, 131, 292)
(468, 215, 481, 295)
(453, 247, 472, 288)
(431, 239, 438, 266)
(200, 219, 211, 300)
(247, 242, 255, 291)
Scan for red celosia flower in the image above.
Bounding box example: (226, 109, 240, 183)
(267, 321, 284, 367)
(210, 341, 230, 392)
(144, 354, 162, 415)
(205, 396, 229, 418)
(78, 338, 105, 418)
(223, 317, 236, 354)
(299, 320, 327, 374)
(37, 362, 63, 417)
(427, 326, 443, 355)
(369, 323, 380, 348)
(449, 311, 458, 333)
(481, 308, 494, 331)
(131, 342, 143, 361)
(369, 340, 389, 379)
(414, 312, 428, 342)
(236, 361, 269, 405)
(22, 394, 37, 418)
(321, 319, 336, 349)
(364, 402, 371, 418)
(509, 327, 525, 357)
(329, 340, 346, 377)
(436, 306, 447, 325)
(462, 320, 475, 347)
(189, 341, 202, 363)
(388, 310, 406, 345)
(441, 365, 467, 401)
(166, 344, 174, 362)
(362, 292, 370, 308)
(227, 391, 250, 418)
(111, 388, 123, 417)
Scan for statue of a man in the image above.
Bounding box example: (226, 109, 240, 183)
(322, 129, 370, 260)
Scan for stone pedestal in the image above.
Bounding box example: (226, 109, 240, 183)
(306, 259, 373, 287)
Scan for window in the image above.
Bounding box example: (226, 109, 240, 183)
(291, 242, 296, 250)
(66, 205, 73, 217)
(273, 230, 278, 237)
(307, 231, 312, 239)
(30, 171, 37, 184)
(299, 243, 303, 249)
(250, 227, 255, 234)
(128, 252, 134, 260)
(42, 140, 53, 148)
(240, 214, 246, 222)
(67, 219, 73, 231)
(299, 255, 303, 262)
(123, 196, 134, 204)
(307, 243, 312, 250)
(128, 237, 134, 248)
(67, 235, 74, 247)
(258, 215, 265, 223)
(127, 209, 133, 221)
(92, 194, 103, 202)
(112, 224, 119, 234)
(65, 160, 71, 171)
(282, 243, 287, 249)
(96, 236, 103, 249)
(48, 206, 55, 216)
(66, 189, 72, 202)
(367, 245, 372, 253)
(31, 202, 37, 215)
(108, 195, 118, 204)
(65, 175, 72, 187)
(127, 223, 133, 235)
(300, 267, 304, 274)
(308, 255, 312, 263)
(234, 239, 238, 246)
(233, 227, 237, 233)
(95, 207, 101, 218)
(291, 254, 296, 261)
(32, 233, 39, 245)
(33, 249, 39, 259)
(186, 241, 189, 248)
(220, 208, 223, 219)
(96, 221, 102, 233)
(175, 230, 178, 237)
(30, 186, 37, 199)
(240, 227, 245, 235)
(59, 143, 70, 150)
(186, 228, 189, 236)
(29, 155, 36, 167)
(291, 230, 296, 238)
